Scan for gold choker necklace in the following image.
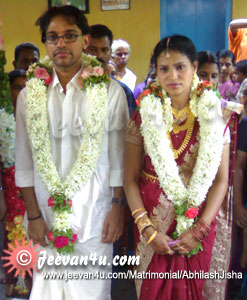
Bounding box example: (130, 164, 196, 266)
(171, 104, 189, 120)
(168, 108, 195, 159)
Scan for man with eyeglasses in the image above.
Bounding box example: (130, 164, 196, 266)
(112, 39, 137, 92)
(15, 5, 129, 300)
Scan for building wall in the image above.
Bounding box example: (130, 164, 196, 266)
(232, 0, 247, 18)
(0, 0, 160, 83)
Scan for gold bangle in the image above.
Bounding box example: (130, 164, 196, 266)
(132, 208, 146, 218)
(146, 230, 157, 244)
(134, 211, 148, 224)
(136, 217, 155, 236)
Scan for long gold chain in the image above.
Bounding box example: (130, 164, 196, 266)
(167, 108, 195, 159)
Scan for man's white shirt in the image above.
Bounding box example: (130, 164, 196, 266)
(15, 70, 129, 243)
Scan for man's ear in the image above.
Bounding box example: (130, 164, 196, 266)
(82, 34, 90, 51)
(13, 60, 16, 69)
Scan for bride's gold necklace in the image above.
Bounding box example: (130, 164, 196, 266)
(167, 106, 195, 159)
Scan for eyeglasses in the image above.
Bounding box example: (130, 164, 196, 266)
(45, 33, 82, 44)
(115, 52, 129, 58)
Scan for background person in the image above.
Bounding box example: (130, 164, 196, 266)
(234, 60, 247, 102)
(8, 69, 26, 115)
(13, 42, 40, 70)
(86, 24, 136, 116)
(218, 49, 240, 101)
(197, 51, 219, 86)
(229, 18, 247, 63)
(111, 38, 137, 92)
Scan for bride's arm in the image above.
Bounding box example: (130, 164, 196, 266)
(124, 141, 174, 255)
(172, 143, 229, 254)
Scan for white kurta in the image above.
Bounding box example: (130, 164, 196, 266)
(15, 71, 129, 241)
(15, 70, 129, 300)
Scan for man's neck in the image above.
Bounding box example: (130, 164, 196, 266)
(55, 64, 81, 93)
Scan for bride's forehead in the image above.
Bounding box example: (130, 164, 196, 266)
(157, 51, 189, 64)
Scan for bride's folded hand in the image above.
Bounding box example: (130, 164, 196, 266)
(171, 229, 199, 255)
(144, 228, 175, 255)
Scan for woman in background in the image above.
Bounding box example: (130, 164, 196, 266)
(197, 51, 219, 86)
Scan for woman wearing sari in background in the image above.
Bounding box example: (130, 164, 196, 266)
(124, 35, 230, 299)
(197, 50, 243, 299)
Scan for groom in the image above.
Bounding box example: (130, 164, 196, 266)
(15, 5, 128, 300)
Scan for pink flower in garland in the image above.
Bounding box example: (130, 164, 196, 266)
(185, 207, 198, 219)
(33, 66, 52, 86)
(48, 197, 54, 207)
(93, 66, 104, 76)
(34, 66, 50, 80)
(65, 199, 72, 207)
(54, 236, 70, 248)
(48, 231, 55, 241)
(71, 234, 77, 243)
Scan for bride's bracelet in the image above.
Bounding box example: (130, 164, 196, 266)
(191, 218, 210, 242)
(136, 216, 155, 237)
(132, 208, 146, 218)
(146, 230, 157, 244)
(134, 211, 148, 224)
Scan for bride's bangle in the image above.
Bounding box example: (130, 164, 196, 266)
(134, 211, 148, 224)
(132, 208, 146, 218)
(146, 230, 157, 244)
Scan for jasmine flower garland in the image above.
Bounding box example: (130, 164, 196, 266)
(0, 108, 15, 167)
(139, 75, 225, 256)
(26, 53, 109, 254)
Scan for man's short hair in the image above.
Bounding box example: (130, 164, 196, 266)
(217, 49, 235, 64)
(8, 69, 26, 85)
(14, 43, 40, 61)
(36, 5, 90, 43)
(89, 24, 113, 46)
(111, 39, 130, 57)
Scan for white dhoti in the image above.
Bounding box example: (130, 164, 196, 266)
(30, 236, 113, 300)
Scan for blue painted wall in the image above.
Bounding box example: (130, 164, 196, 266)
(160, 0, 232, 53)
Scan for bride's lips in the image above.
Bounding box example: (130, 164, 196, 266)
(168, 83, 181, 88)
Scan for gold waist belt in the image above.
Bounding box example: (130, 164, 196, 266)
(141, 170, 159, 184)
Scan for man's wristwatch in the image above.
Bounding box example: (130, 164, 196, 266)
(112, 197, 127, 206)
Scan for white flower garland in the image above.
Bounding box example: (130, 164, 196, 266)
(26, 55, 108, 252)
(0, 108, 15, 167)
(140, 75, 225, 236)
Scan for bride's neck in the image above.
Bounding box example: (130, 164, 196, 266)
(170, 95, 190, 110)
